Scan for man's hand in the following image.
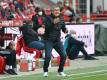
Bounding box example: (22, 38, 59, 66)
(37, 27, 45, 35)
(84, 44, 88, 48)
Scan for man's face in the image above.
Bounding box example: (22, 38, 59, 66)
(69, 30, 76, 38)
(53, 7, 60, 17)
(44, 8, 51, 16)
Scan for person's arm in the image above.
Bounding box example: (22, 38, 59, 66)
(29, 28, 39, 36)
(69, 36, 84, 46)
(60, 17, 68, 33)
(22, 24, 38, 36)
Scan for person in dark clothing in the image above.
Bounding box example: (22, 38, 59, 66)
(0, 41, 17, 75)
(65, 31, 98, 60)
(31, 9, 39, 32)
(66, 6, 76, 22)
(43, 7, 68, 77)
(32, 7, 45, 32)
(42, 8, 53, 39)
(61, 6, 76, 22)
(21, 20, 45, 50)
(30, 0, 34, 4)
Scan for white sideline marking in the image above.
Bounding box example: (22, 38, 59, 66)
(63, 73, 107, 80)
(63, 70, 107, 80)
(0, 69, 107, 79)
(71, 69, 107, 76)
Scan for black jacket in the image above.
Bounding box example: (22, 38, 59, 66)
(32, 15, 45, 32)
(66, 34, 84, 46)
(44, 15, 67, 42)
(22, 24, 39, 46)
(32, 15, 40, 32)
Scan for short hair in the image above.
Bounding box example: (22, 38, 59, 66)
(8, 41, 15, 47)
(23, 20, 32, 25)
(69, 30, 76, 35)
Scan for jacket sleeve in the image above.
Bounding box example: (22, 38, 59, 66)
(69, 37, 84, 46)
(60, 17, 67, 33)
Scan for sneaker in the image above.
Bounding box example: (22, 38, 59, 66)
(58, 72, 67, 77)
(4, 69, 13, 74)
(43, 72, 48, 77)
(5, 69, 18, 75)
(11, 69, 18, 75)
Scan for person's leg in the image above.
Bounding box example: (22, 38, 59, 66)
(54, 42, 67, 73)
(43, 41, 53, 72)
(4, 54, 15, 74)
(28, 41, 45, 50)
(9, 51, 17, 75)
(70, 44, 88, 59)
(69, 45, 80, 60)
(0, 54, 10, 72)
(10, 50, 16, 68)
(5, 54, 12, 68)
(80, 47, 97, 60)
(0, 52, 16, 74)
(80, 46, 90, 58)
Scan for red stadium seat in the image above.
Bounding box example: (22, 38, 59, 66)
(103, 11, 107, 14)
(0, 56, 5, 74)
(16, 36, 42, 59)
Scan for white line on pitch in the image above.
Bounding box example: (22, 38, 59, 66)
(63, 69, 107, 80)
(72, 69, 107, 76)
(63, 72, 107, 80)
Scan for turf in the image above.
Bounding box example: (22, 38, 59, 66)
(0, 65, 107, 80)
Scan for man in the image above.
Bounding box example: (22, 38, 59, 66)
(0, 41, 17, 75)
(61, 5, 76, 22)
(21, 20, 45, 50)
(43, 7, 68, 77)
(65, 30, 98, 60)
(32, 7, 44, 32)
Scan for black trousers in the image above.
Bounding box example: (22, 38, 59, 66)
(0, 50, 16, 68)
(67, 44, 89, 60)
(43, 40, 67, 72)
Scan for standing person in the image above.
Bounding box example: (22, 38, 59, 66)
(21, 20, 45, 50)
(43, 7, 68, 77)
(61, 6, 76, 22)
(32, 7, 44, 32)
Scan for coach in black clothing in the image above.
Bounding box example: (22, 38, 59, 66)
(43, 7, 68, 77)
